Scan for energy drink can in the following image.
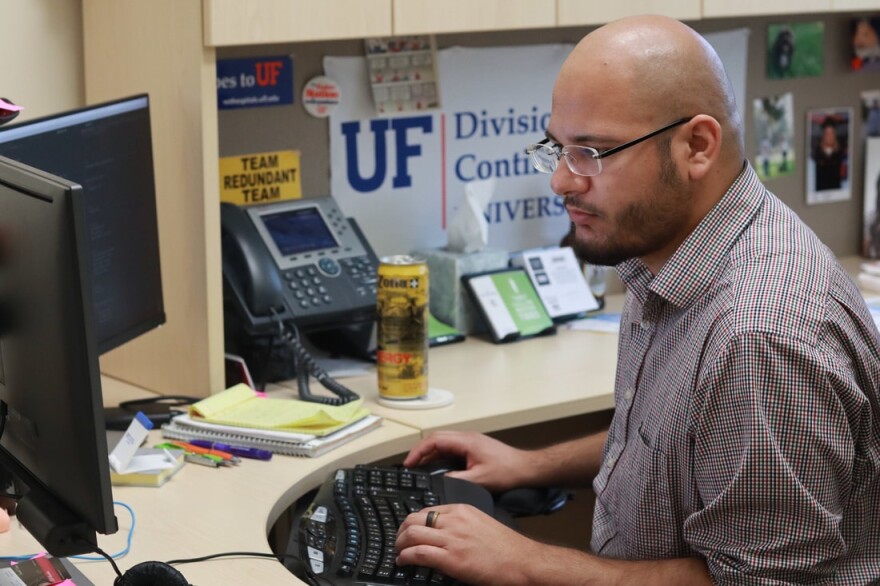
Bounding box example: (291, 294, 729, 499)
(376, 255, 429, 400)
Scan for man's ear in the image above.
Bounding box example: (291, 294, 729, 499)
(682, 114, 722, 181)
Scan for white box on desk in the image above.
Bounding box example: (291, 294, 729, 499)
(414, 247, 509, 334)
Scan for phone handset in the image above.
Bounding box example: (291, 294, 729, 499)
(221, 201, 361, 405)
(220, 202, 287, 319)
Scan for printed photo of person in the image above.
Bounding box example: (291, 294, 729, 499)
(767, 22, 824, 79)
(807, 108, 853, 205)
(851, 17, 880, 72)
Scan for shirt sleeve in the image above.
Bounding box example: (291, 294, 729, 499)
(685, 331, 859, 585)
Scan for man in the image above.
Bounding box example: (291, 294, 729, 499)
(395, 16, 880, 585)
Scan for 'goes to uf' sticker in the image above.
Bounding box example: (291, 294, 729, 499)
(216, 56, 294, 109)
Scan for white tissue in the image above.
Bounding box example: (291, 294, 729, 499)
(447, 178, 496, 253)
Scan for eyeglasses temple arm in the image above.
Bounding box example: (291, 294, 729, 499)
(596, 116, 693, 159)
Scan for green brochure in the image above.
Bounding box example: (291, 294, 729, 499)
(463, 268, 556, 343)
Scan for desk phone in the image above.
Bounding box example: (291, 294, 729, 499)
(221, 197, 377, 404)
(221, 197, 379, 335)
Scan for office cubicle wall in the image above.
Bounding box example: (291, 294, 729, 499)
(218, 12, 877, 258)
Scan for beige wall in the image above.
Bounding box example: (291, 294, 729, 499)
(1, 0, 84, 120)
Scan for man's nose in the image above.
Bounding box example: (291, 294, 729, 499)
(549, 159, 590, 197)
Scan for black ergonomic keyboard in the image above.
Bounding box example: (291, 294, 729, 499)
(295, 465, 494, 586)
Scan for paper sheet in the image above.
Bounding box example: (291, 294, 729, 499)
(566, 312, 622, 334)
(189, 384, 368, 431)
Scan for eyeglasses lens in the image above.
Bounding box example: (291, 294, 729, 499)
(528, 144, 601, 176)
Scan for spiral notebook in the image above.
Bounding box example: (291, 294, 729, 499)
(161, 413, 382, 457)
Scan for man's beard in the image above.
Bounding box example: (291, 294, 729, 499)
(565, 146, 691, 267)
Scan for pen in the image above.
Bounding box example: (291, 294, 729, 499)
(167, 440, 239, 463)
(184, 453, 220, 468)
(156, 441, 239, 465)
(188, 440, 273, 461)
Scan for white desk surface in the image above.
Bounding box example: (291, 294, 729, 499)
(3, 297, 623, 583)
(2, 421, 420, 584)
(277, 324, 618, 436)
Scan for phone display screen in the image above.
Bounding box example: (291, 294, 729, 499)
(261, 207, 338, 255)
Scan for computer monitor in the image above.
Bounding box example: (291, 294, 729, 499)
(0, 95, 164, 354)
(0, 155, 117, 556)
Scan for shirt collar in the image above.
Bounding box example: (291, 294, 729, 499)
(618, 163, 765, 308)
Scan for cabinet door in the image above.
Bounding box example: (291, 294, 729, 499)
(557, 0, 700, 26)
(203, 0, 392, 46)
(831, 0, 880, 9)
(393, 0, 555, 35)
(703, 0, 830, 18)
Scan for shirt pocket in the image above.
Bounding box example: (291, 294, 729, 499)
(615, 422, 679, 558)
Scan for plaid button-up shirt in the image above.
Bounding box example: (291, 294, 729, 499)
(591, 165, 880, 584)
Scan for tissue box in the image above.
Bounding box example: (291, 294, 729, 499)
(414, 247, 510, 334)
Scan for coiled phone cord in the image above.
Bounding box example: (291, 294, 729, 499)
(270, 310, 360, 406)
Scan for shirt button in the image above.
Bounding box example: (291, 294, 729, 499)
(605, 454, 617, 468)
(639, 321, 651, 331)
(624, 388, 634, 401)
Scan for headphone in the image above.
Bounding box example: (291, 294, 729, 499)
(114, 561, 190, 586)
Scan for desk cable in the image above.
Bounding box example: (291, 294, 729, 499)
(1, 499, 300, 578)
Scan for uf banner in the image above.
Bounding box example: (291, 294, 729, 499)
(326, 44, 572, 257)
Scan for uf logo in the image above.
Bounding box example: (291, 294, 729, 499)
(341, 116, 433, 193)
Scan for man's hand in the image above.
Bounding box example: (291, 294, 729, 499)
(404, 429, 609, 492)
(403, 431, 532, 493)
(397, 505, 713, 586)
(396, 504, 539, 585)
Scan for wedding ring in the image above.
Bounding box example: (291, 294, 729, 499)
(426, 511, 440, 528)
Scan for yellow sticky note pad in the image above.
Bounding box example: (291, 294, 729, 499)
(219, 149, 301, 206)
(189, 383, 255, 420)
(190, 384, 367, 432)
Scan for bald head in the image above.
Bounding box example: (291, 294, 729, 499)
(557, 16, 744, 160)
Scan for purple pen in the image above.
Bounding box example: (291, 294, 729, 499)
(188, 440, 273, 461)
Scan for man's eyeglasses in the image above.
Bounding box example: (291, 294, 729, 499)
(525, 116, 694, 177)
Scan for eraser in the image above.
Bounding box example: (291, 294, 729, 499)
(134, 410, 154, 430)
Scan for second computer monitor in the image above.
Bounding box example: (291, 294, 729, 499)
(0, 155, 118, 555)
(0, 95, 165, 354)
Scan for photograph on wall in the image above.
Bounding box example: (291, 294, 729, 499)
(862, 90, 880, 137)
(767, 22, 824, 79)
(851, 16, 880, 72)
(863, 138, 880, 258)
(753, 92, 795, 181)
(806, 107, 853, 205)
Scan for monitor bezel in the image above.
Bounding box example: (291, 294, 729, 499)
(0, 155, 117, 555)
(0, 94, 165, 355)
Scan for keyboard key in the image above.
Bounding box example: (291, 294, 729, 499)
(411, 566, 432, 585)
